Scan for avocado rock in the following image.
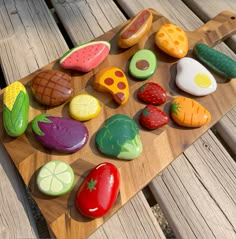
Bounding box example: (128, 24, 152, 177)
(129, 49, 157, 80)
(59, 41, 110, 72)
(75, 162, 120, 218)
(96, 114, 142, 160)
(31, 114, 88, 153)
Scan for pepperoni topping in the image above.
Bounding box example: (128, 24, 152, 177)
(117, 82, 126, 89)
(136, 60, 149, 70)
(115, 92, 125, 101)
(121, 10, 150, 39)
(104, 78, 114, 85)
(115, 70, 124, 77)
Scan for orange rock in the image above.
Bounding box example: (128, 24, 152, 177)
(93, 66, 129, 105)
(155, 23, 188, 58)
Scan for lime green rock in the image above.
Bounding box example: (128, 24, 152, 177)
(129, 49, 157, 80)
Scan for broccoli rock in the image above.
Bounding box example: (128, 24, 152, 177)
(96, 114, 142, 160)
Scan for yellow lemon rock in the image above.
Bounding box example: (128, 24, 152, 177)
(155, 23, 188, 58)
(69, 94, 101, 121)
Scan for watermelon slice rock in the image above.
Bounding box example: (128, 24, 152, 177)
(59, 41, 110, 72)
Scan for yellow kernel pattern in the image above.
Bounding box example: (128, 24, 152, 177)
(4, 81, 26, 110)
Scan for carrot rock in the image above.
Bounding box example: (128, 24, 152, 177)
(171, 96, 211, 127)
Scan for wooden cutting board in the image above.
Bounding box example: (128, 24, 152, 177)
(0, 9, 236, 239)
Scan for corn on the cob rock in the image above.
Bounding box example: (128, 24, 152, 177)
(3, 81, 29, 137)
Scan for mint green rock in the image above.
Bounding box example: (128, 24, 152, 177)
(194, 43, 236, 79)
(129, 49, 157, 80)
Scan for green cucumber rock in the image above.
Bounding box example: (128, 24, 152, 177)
(194, 43, 236, 79)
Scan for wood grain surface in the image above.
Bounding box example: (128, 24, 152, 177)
(1, 10, 236, 239)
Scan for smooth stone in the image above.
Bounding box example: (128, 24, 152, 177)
(139, 104, 169, 129)
(93, 66, 129, 105)
(69, 94, 101, 121)
(129, 49, 157, 80)
(118, 9, 153, 48)
(194, 43, 236, 79)
(171, 96, 211, 127)
(155, 23, 188, 58)
(96, 114, 142, 160)
(60, 41, 110, 72)
(137, 82, 167, 105)
(37, 160, 75, 196)
(176, 57, 217, 96)
(31, 114, 89, 153)
(3, 81, 29, 137)
(31, 70, 73, 107)
(75, 162, 120, 218)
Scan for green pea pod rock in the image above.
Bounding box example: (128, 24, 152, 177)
(3, 81, 29, 137)
(194, 43, 236, 79)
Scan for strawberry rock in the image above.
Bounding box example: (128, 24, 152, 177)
(137, 82, 167, 105)
(139, 105, 169, 129)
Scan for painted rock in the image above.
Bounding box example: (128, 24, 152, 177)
(69, 94, 101, 121)
(176, 57, 217, 96)
(75, 162, 120, 218)
(37, 160, 75, 196)
(171, 96, 211, 127)
(139, 105, 169, 129)
(118, 9, 153, 48)
(31, 114, 88, 153)
(3, 81, 29, 137)
(137, 82, 167, 105)
(155, 23, 188, 58)
(93, 66, 129, 105)
(194, 43, 236, 79)
(31, 70, 73, 107)
(60, 41, 110, 72)
(96, 114, 142, 160)
(129, 49, 157, 80)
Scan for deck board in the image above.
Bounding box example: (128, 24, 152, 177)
(0, 0, 69, 238)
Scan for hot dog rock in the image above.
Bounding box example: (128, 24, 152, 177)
(118, 9, 153, 48)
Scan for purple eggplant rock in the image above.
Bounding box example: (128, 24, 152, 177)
(31, 114, 89, 153)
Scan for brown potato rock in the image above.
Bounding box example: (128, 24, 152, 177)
(31, 70, 73, 106)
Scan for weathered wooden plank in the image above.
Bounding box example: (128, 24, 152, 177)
(182, 0, 236, 52)
(149, 131, 236, 239)
(0, 0, 69, 238)
(89, 191, 166, 239)
(51, 0, 126, 45)
(0, 0, 68, 85)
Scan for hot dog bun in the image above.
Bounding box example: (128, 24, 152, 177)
(118, 9, 153, 49)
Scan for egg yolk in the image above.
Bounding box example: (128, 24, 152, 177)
(194, 73, 212, 88)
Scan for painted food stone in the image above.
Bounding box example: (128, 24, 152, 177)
(37, 160, 75, 196)
(96, 114, 142, 160)
(60, 41, 110, 72)
(176, 57, 217, 96)
(69, 94, 101, 121)
(129, 49, 157, 80)
(194, 43, 236, 79)
(155, 23, 188, 58)
(171, 96, 211, 127)
(31, 70, 73, 107)
(139, 105, 169, 129)
(75, 162, 120, 218)
(31, 114, 89, 153)
(118, 9, 153, 48)
(137, 82, 167, 105)
(3, 81, 29, 137)
(93, 66, 129, 105)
